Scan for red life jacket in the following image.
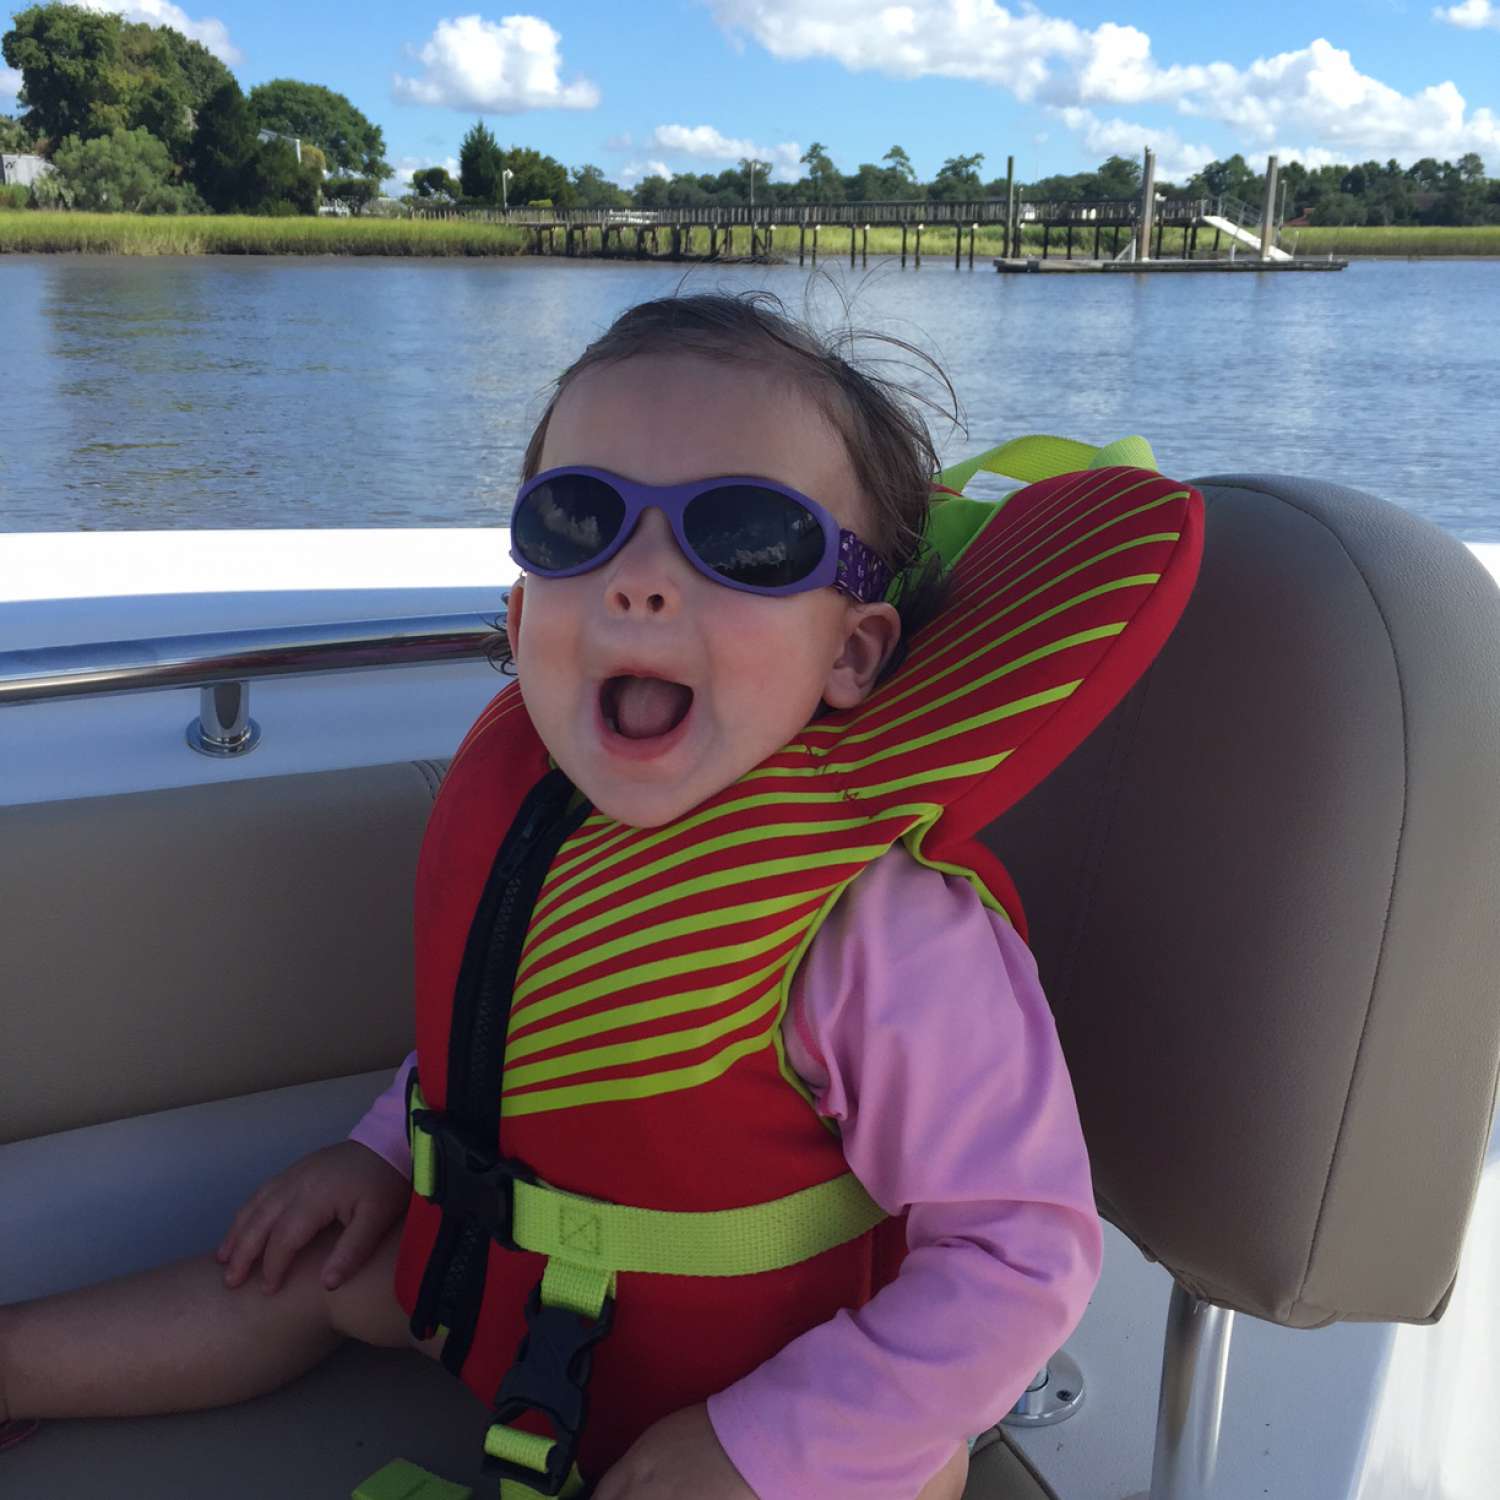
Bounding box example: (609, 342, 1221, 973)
(394, 462, 1203, 1494)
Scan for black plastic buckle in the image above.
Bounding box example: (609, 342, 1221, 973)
(485, 1282, 616, 1496)
(410, 1108, 535, 1252)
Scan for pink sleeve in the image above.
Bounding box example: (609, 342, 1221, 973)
(347, 1050, 416, 1177)
(706, 848, 1103, 1499)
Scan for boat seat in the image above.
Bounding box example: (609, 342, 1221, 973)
(4, 473, 1499, 1498)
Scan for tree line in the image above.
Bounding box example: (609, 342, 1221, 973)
(2, 2, 389, 213)
(5, 3, 1496, 227)
(413, 139, 1498, 228)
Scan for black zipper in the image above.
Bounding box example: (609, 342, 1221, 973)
(411, 768, 589, 1373)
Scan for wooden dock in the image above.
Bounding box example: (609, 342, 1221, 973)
(995, 256, 1349, 273)
(417, 153, 1314, 272)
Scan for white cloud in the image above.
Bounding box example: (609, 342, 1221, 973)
(1, 66, 21, 107)
(618, 159, 673, 184)
(75, 0, 241, 64)
(1057, 107, 1214, 182)
(387, 153, 461, 191)
(1434, 0, 1499, 26)
(650, 123, 803, 178)
(707, 1, 1500, 166)
(393, 15, 599, 113)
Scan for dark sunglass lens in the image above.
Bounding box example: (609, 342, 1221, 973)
(683, 486, 825, 589)
(512, 474, 626, 572)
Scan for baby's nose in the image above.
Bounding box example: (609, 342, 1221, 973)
(605, 508, 684, 617)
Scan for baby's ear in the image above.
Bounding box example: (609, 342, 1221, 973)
(504, 579, 526, 665)
(823, 602, 901, 710)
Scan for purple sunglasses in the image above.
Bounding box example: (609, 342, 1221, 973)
(509, 466, 892, 603)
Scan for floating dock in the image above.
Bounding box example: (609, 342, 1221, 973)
(995, 256, 1349, 274)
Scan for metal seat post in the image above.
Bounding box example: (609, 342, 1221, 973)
(1149, 1282, 1235, 1499)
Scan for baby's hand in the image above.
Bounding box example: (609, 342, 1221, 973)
(592, 1402, 755, 1500)
(215, 1141, 408, 1293)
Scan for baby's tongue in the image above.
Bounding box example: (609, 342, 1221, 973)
(613, 676, 692, 740)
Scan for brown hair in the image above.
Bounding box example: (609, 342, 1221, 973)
(492, 288, 959, 670)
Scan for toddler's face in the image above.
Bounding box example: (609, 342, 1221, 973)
(506, 354, 900, 827)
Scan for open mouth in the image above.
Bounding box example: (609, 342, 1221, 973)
(599, 674, 695, 742)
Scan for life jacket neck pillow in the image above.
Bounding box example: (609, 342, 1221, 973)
(394, 438, 1204, 1496)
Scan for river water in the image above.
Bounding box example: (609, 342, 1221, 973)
(2, 254, 1498, 537)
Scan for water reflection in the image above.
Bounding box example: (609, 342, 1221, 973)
(0, 255, 1497, 536)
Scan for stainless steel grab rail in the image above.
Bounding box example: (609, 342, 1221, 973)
(0, 608, 508, 756)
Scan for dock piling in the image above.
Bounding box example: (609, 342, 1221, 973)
(1260, 155, 1280, 261)
(1138, 148, 1157, 262)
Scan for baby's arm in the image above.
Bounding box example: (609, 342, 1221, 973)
(216, 1053, 415, 1292)
(706, 850, 1103, 1499)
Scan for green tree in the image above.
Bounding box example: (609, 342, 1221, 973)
(1191, 154, 1259, 204)
(1093, 154, 1141, 199)
(569, 162, 629, 208)
(501, 144, 572, 207)
(929, 152, 985, 201)
(116, 19, 231, 159)
(190, 79, 256, 212)
(458, 118, 503, 202)
(2, 4, 230, 157)
(146, 22, 232, 114)
(51, 125, 186, 210)
(3, 3, 126, 142)
(882, 144, 916, 184)
(253, 139, 320, 214)
(800, 141, 842, 202)
(247, 79, 389, 179)
(0, 113, 37, 152)
(322, 175, 378, 214)
(411, 165, 459, 200)
(633, 173, 670, 209)
(1309, 191, 1362, 226)
(847, 161, 908, 201)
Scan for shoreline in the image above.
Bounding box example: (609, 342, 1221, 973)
(3, 212, 1500, 261)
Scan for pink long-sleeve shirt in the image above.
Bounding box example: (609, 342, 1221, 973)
(351, 845, 1102, 1498)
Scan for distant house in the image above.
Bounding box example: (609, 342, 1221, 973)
(0, 153, 53, 189)
(255, 129, 303, 165)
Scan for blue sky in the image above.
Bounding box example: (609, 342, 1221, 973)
(4, 0, 1499, 187)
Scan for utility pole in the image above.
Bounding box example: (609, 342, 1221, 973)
(749, 160, 755, 209)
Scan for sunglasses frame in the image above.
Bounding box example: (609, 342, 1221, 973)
(509, 465, 892, 603)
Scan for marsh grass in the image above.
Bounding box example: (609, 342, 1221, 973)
(0, 212, 528, 256)
(3, 212, 1496, 260)
(1284, 225, 1500, 257)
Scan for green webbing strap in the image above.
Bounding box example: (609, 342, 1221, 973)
(409, 1079, 890, 1497)
(487, 1424, 587, 1499)
(936, 433, 1158, 496)
(409, 1081, 888, 1277)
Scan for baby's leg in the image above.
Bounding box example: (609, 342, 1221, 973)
(914, 1443, 969, 1500)
(0, 1224, 410, 1424)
